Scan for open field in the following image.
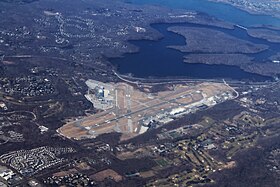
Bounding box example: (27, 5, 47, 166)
(90, 169, 123, 182)
(58, 81, 234, 140)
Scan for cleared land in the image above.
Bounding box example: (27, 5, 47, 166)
(90, 169, 123, 182)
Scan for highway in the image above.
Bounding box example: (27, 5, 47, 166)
(113, 70, 275, 87)
(3, 55, 276, 88)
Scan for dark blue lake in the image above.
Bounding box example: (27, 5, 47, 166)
(111, 0, 280, 81)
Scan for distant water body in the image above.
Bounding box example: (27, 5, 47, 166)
(111, 0, 280, 81)
(123, 0, 280, 27)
